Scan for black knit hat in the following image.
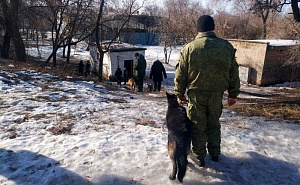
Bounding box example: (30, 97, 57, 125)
(197, 15, 215, 32)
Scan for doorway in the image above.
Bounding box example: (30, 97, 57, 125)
(249, 67, 257, 85)
(124, 60, 134, 77)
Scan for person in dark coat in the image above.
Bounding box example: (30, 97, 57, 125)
(85, 60, 91, 77)
(78, 60, 84, 76)
(115, 66, 123, 86)
(123, 68, 129, 85)
(134, 53, 147, 92)
(149, 60, 167, 92)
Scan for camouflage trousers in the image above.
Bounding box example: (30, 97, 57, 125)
(136, 74, 145, 92)
(187, 90, 223, 160)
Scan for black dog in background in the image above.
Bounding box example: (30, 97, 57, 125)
(166, 92, 191, 183)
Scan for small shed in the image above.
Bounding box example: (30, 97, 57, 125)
(89, 41, 146, 80)
(229, 39, 300, 86)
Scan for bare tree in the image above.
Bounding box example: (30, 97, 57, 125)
(158, 9, 174, 64)
(63, 0, 95, 63)
(274, 0, 300, 22)
(160, 0, 211, 64)
(142, 3, 161, 16)
(220, 0, 299, 39)
(249, 0, 284, 39)
(28, 0, 95, 66)
(19, 1, 52, 59)
(225, 0, 299, 22)
(281, 12, 300, 66)
(231, 0, 258, 39)
(0, 0, 26, 62)
(290, 0, 300, 22)
(95, 0, 105, 81)
(94, 0, 143, 82)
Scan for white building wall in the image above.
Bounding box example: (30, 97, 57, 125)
(89, 45, 146, 79)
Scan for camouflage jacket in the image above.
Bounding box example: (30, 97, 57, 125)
(134, 54, 147, 76)
(174, 32, 240, 98)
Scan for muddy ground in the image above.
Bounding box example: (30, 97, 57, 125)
(1, 58, 299, 123)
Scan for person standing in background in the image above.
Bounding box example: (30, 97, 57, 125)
(115, 66, 123, 86)
(78, 60, 84, 76)
(123, 68, 129, 85)
(150, 60, 167, 92)
(85, 60, 91, 77)
(134, 53, 146, 92)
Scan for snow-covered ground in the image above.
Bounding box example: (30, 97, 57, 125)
(0, 44, 299, 185)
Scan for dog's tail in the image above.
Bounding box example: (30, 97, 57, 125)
(177, 147, 188, 182)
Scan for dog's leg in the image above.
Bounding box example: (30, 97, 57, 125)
(168, 138, 177, 180)
(187, 137, 191, 155)
(170, 159, 177, 181)
(177, 136, 191, 182)
(177, 153, 188, 182)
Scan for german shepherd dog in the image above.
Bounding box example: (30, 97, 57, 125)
(166, 92, 191, 183)
(128, 77, 136, 91)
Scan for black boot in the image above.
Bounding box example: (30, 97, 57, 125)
(189, 155, 205, 167)
(211, 156, 219, 162)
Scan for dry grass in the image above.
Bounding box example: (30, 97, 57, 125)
(135, 118, 157, 127)
(227, 96, 300, 123)
(46, 113, 76, 135)
(0, 57, 98, 83)
(1, 58, 300, 123)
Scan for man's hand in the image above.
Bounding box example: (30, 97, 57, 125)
(228, 97, 236, 106)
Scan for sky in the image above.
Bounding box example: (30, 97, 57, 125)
(137, 0, 209, 10)
(0, 44, 300, 185)
(137, 0, 296, 15)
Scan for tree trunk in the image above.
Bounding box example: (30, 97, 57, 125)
(98, 51, 104, 81)
(291, 0, 300, 22)
(45, 52, 53, 66)
(35, 29, 41, 58)
(45, 45, 58, 67)
(67, 43, 71, 64)
(8, 0, 26, 62)
(167, 47, 172, 64)
(263, 18, 267, 39)
(52, 46, 57, 67)
(11, 26, 26, 62)
(62, 44, 66, 58)
(163, 42, 168, 64)
(1, 32, 11, 59)
(95, 0, 105, 82)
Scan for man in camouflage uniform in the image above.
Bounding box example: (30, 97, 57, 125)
(174, 15, 240, 167)
(134, 53, 147, 92)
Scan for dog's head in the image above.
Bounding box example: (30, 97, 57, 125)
(166, 92, 191, 132)
(147, 83, 153, 92)
(128, 78, 134, 85)
(128, 78, 136, 91)
(166, 92, 179, 106)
